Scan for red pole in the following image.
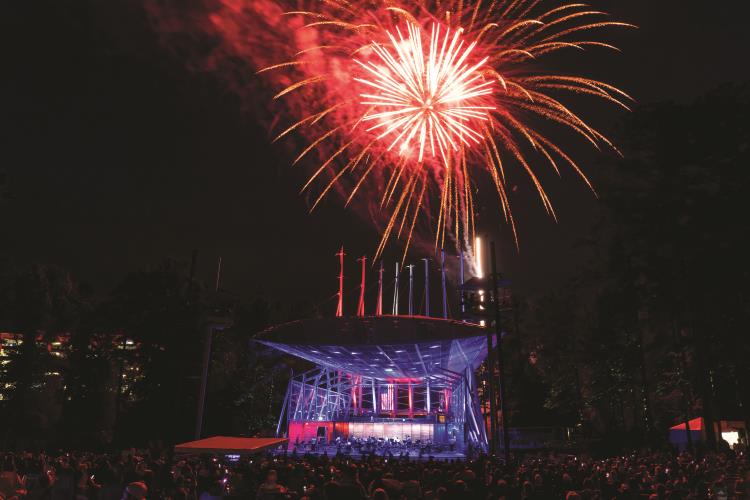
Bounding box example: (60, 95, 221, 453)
(336, 246, 345, 317)
(408, 383, 414, 418)
(357, 256, 367, 316)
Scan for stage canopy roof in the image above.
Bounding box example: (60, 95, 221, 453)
(255, 316, 489, 380)
(174, 436, 287, 455)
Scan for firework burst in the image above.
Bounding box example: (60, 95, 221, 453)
(259, 0, 634, 260)
(357, 22, 494, 164)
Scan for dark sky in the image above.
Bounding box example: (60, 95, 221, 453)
(1, 1, 748, 309)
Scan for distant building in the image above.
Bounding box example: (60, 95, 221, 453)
(0, 331, 144, 404)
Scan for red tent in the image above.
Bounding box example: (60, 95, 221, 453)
(174, 436, 288, 455)
(669, 417, 703, 431)
(669, 418, 744, 432)
(668, 418, 745, 451)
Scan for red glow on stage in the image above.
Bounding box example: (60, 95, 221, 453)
(387, 377, 422, 383)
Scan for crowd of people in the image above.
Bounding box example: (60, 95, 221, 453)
(0, 448, 747, 499)
(295, 436, 458, 458)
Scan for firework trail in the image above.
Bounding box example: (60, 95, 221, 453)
(148, 0, 634, 261)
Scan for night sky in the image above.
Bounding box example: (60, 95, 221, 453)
(2, 1, 748, 308)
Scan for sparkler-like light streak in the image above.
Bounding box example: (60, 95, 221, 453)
(260, 0, 634, 260)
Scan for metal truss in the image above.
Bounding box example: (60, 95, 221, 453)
(276, 365, 488, 451)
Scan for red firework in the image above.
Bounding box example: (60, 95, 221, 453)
(259, 0, 634, 260)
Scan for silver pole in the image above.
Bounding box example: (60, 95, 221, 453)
(441, 249, 448, 319)
(393, 262, 400, 315)
(459, 250, 465, 317)
(195, 256, 224, 439)
(376, 261, 384, 316)
(214, 256, 222, 292)
(422, 258, 430, 317)
(407, 264, 415, 316)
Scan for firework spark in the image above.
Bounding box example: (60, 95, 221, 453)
(260, 0, 634, 260)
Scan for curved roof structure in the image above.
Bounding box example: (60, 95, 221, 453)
(255, 316, 489, 380)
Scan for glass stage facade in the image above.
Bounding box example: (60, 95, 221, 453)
(255, 316, 490, 454)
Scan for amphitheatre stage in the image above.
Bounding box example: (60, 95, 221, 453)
(255, 316, 490, 459)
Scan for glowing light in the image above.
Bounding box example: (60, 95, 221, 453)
(722, 431, 739, 447)
(475, 236, 483, 278)
(262, 1, 634, 258)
